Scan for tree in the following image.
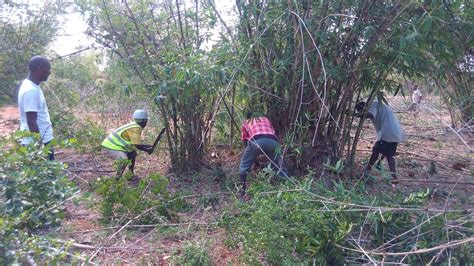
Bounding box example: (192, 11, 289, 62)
(420, 1, 473, 127)
(76, 0, 229, 172)
(0, 1, 63, 104)
(231, 0, 473, 172)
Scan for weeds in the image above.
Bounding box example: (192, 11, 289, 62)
(171, 241, 213, 266)
(222, 177, 351, 264)
(94, 173, 189, 225)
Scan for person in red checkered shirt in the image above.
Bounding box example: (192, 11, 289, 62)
(239, 110, 285, 200)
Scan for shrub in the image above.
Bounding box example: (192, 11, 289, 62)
(94, 173, 188, 225)
(0, 134, 79, 264)
(49, 109, 105, 154)
(71, 118, 105, 153)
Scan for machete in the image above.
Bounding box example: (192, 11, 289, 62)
(151, 127, 166, 153)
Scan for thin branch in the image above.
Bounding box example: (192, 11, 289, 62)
(337, 236, 474, 256)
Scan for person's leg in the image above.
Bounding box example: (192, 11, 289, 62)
(104, 149, 128, 179)
(239, 142, 259, 199)
(127, 151, 137, 175)
(386, 156, 397, 179)
(367, 142, 382, 173)
(43, 141, 55, 161)
(257, 138, 286, 181)
(384, 142, 398, 180)
(48, 146, 55, 161)
(116, 162, 127, 179)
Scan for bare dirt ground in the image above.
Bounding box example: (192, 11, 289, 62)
(1, 95, 472, 264)
(0, 106, 18, 137)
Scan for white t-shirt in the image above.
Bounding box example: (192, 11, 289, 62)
(412, 89, 422, 104)
(368, 101, 405, 143)
(18, 79, 54, 144)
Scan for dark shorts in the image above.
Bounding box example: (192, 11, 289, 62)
(373, 141, 398, 157)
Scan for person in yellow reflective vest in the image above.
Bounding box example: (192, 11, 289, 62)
(102, 109, 154, 179)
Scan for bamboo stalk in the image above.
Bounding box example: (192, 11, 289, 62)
(337, 237, 474, 256)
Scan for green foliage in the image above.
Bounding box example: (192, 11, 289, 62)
(222, 174, 472, 264)
(0, 134, 79, 264)
(172, 242, 213, 266)
(48, 108, 105, 153)
(314, 179, 473, 264)
(232, 0, 474, 168)
(43, 54, 105, 153)
(94, 173, 187, 225)
(323, 158, 345, 174)
(76, 0, 231, 172)
(71, 118, 105, 153)
(223, 177, 351, 264)
(402, 188, 430, 205)
(0, 1, 64, 102)
(155, 52, 229, 171)
(199, 194, 219, 208)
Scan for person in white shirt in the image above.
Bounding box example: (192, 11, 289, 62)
(355, 100, 405, 180)
(18, 55, 55, 160)
(407, 85, 422, 112)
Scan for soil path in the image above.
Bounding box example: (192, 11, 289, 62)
(0, 105, 19, 136)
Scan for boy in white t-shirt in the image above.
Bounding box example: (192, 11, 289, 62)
(18, 55, 54, 160)
(407, 85, 422, 112)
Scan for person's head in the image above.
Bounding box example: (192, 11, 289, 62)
(413, 85, 418, 91)
(28, 56, 51, 83)
(244, 106, 266, 120)
(355, 101, 366, 113)
(245, 109, 253, 120)
(133, 109, 148, 127)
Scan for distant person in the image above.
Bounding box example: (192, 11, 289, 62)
(355, 101, 405, 181)
(407, 85, 422, 112)
(239, 110, 285, 199)
(18, 55, 55, 160)
(101, 109, 154, 179)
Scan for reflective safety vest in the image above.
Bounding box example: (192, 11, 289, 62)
(101, 122, 141, 152)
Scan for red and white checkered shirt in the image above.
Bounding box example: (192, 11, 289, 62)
(241, 117, 276, 141)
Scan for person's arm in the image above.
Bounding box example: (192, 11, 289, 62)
(22, 90, 41, 134)
(135, 144, 153, 154)
(417, 91, 422, 103)
(26, 111, 39, 133)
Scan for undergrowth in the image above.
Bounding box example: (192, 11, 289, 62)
(94, 173, 189, 225)
(222, 171, 473, 264)
(51, 114, 105, 154)
(171, 241, 213, 265)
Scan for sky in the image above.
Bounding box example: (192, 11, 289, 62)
(52, 11, 93, 56)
